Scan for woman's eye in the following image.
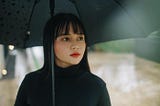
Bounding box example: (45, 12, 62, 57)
(78, 36, 85, 41)
(62, 37, 70, 41)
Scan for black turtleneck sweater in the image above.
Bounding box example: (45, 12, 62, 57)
(14, 64, 111, 106)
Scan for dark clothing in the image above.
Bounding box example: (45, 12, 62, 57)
(15, 64, 111, 106)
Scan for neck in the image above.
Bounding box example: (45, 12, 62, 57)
(55, 60, 79, 68)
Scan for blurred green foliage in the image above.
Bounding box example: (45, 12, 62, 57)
(92, 39, 135, 53)
(91, 37, 160, 63)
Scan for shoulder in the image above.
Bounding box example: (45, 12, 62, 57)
(83, 72, 106, 88)
(27, 69, 43, 76)
(25, 70, 42, 80)
(22, 68, 47, 85)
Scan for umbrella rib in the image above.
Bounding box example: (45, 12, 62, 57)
(23, 0, 40, 47)
(113, 0, 146, 35)
(27, 0, 40, 30)
(49, 0, 55, 16)
(69, 0, 81, 19)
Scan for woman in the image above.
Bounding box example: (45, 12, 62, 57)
(15, 13, 111, 106)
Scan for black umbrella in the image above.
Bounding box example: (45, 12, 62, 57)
(1, 0, 160, 105)
(1, 0, 160, 48)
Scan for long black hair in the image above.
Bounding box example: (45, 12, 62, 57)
(43, 13, 90, 72)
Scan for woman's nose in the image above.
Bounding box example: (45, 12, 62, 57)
(71, 44, 79, 50)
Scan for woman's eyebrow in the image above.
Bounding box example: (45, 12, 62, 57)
(60, 33, 84, 36)
(58, 34, 69, 37)
(76, 32, 84, 34)
(58, 32, 70, 36)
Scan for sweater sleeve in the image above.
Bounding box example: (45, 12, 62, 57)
(97, 84, 111, 106)
(14, 75, 29, 106)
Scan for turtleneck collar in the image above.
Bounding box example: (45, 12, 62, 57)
(54, 63, 86, 78)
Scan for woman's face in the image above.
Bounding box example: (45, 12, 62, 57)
(54, 25, 86, 68)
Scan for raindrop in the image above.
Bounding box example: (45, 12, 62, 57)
(2, 6, 5, 10)
(1, 23, 4, 27)
(15, 17, 18, 20)
(25, 23, 28, 26)
(11, 3, 16, 6)
(0, 17, 3, 21)
(20, 26, 24, 30)
(6, 31, 10, 35)
(4, 10, 8, 14)
(16, 10, 20, 14)
(10, 25, 14, 28)
(21, 5, 25, 9)
(24, 17, 27, 21)
(7, 12, 11, 16)
(2, 0, 5, 3)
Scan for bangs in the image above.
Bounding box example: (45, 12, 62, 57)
(54, 19, 85, 38)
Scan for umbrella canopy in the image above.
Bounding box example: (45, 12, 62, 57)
(1, 0, 160, 48)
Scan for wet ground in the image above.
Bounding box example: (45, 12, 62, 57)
(0, 52, 160, 106)
(0, 79, 18, 106)
(89, 52, 160, 106)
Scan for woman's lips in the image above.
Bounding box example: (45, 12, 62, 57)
(70, 52, 80, 58)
